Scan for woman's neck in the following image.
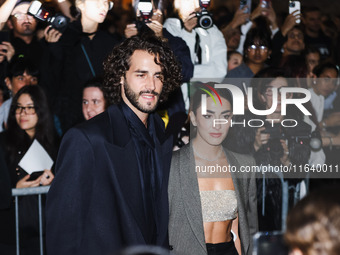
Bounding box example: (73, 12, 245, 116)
(192, 137, 223, 159)
(25, 129, 35, 140)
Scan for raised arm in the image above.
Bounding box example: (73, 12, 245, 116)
(0, 0, 17, 30)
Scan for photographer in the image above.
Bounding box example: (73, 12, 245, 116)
(251, 67, 312, 231)
(124, 0, 193, 83)
(43, 0, 119, 132)
(163, 0, 227, 80)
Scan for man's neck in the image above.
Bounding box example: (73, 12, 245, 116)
(13, 31, 33, 44)
(282, 49, 300, 57)
(122, 98, 149, 127)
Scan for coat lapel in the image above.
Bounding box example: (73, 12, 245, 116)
(225, 149, 250, 254)
(105, 105, 148, 241)
(180, 145, 207, 252)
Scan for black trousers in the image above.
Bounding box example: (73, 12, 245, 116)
(206, 239, 238, 255)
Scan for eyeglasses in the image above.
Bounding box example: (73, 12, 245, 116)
(12, 13, 34, 21)
(248, 44, 268, 52)
(15, 106, 36, 115)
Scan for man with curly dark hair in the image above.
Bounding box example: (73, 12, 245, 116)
(46, 35, 182, 255)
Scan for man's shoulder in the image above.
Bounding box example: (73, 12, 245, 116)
(66, 105, 126, 140)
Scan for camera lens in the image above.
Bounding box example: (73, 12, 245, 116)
(199, 15, 213, 29)
(289, 2, 295, 7)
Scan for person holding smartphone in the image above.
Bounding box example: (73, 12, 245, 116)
(0, 85, 58, 254)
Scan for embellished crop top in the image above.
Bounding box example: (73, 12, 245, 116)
(199, 190, 238, 222)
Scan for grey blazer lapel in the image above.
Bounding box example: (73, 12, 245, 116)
(225, 149, 251, 254)
(180, 145, 207, 252)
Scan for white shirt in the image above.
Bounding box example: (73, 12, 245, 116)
(164, 18, 227, 80)
(0, 97, 12, 132)
(309, 88, 324, 122)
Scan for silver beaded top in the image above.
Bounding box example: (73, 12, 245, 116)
(199, 190, 238, 222)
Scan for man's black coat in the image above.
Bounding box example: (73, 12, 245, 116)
(46, 104, 172, 255)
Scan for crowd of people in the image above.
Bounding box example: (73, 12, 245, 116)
(0, 0, 340, 254)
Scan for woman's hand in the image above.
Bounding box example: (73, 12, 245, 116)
(0, 41, 15, 63)
(39, 169, 54, 186)
(16, 174, 42, 188)
(254, 127, 270, 151)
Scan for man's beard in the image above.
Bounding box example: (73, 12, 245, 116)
(124, 81, 161, 113)
(17, 22, 35, 36)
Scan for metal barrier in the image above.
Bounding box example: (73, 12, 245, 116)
(11, 186, 50, 255)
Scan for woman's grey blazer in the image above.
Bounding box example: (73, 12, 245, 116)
(168, 144, 258, 255)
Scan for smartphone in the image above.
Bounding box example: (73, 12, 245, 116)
(27, 171, 44, 181)
(252, 231, 289, 255)
(240, 0, 252, 14)
(289, 0, 301, 24)
(260, 0, 271, 9)
(0, 31, 9, 45)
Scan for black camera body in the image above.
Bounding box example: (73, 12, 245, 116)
(195, 9, 213, 29)
(28, 1, 69, 33)
(195, 0, 213, 29)
(259, 121, 318, 166)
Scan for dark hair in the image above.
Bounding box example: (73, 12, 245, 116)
(313, 62, 339, 77)
(304, 45, 320, 58)
(103, 35, 182, 105)
(6, 55, 39, 80)
(190, 82, 233, 115)
(285, 186, 340, 255)
(83, 77, 108, 109)
(6, 85, 56, 163)
(253, 67, 289, 96)
(243, 27, 272, 61)
(302, 6, 321, 16)
(227, 50, 242, 61)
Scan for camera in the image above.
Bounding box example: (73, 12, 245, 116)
(28, 1, 69, 33)
(258, 121, 320, 166)
(196, 0, 213, 29)
(134, 0, 154, 34)
(137, 0, 153, 23)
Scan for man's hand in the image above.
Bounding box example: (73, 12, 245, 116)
(183, 13, 197, 33)
(229, 7, 250, 29)
(0, 41, 15, 63)
(281, 10, 301, 36)
(254, 127, 270, 151)
(44, 26, 62, 43)
(124, 24, 138, 38)
(264, 4, 278, 29)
